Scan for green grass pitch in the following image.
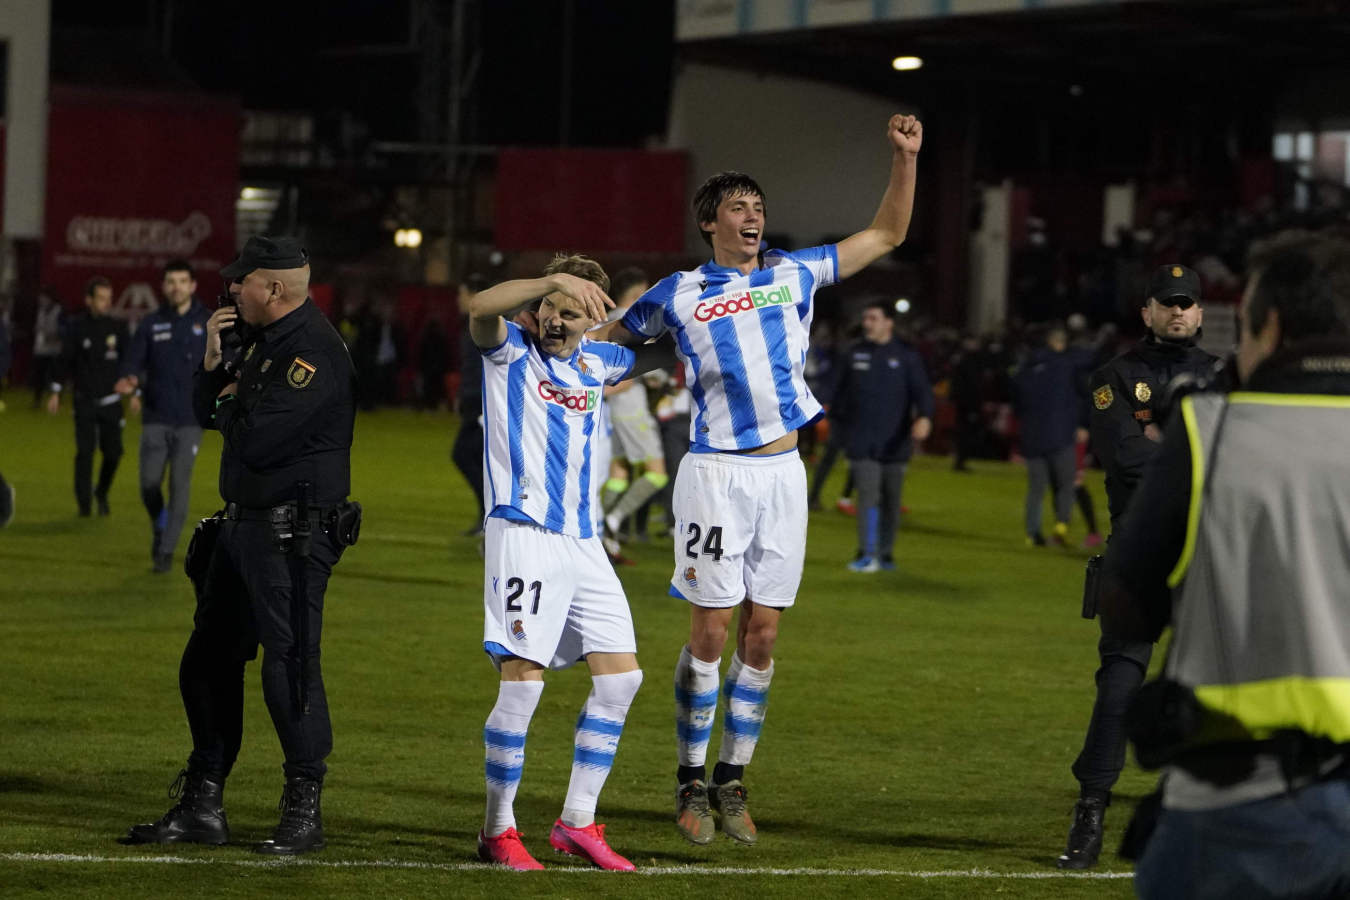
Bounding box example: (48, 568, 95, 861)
(0, 401, 1154, 897)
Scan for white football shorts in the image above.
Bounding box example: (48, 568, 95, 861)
(482, 516, 636, 669)
(611, 408, 663, 464)
(668, 449, 807, 609)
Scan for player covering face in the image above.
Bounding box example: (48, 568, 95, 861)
(466, 254, 654, 871)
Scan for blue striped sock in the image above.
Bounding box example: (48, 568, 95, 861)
(718, 653, 773, 767)
(675, 646, 720, 770)
(562, 669, 643, 827)
(483, 679, 544, 836)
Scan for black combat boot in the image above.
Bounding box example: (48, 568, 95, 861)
(1056, 795, 1106, 869)
(255, 778, 325, 855)
(120, 769, 229, 845)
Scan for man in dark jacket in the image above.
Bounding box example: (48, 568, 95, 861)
(47, 277, 128, 516)
(1012, 324, 1095, 546)
(830, 300, 934, 572)
(117, 260, 211, 572)
(1058, 264, 1220, 869)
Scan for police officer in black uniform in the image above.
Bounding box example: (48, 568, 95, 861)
(47, 276, 128, 516)
(1057, 264, 1219, 869)
(122, 237, 359, 855)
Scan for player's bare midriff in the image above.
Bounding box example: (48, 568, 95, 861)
(736, 430, 798, 456)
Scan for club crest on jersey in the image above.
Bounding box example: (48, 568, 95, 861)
(1093, 384, 1114, 410)
(537, 380, 598, 411)
(683, 567, 698, 589)
(693, 285, 796, 323)
(288, 357, 317, 389)
(511, 619, 526, 641)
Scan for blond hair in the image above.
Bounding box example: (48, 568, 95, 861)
(542, 253, 609, 294)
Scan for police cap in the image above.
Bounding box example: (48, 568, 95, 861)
(1145, 264, 1201, 307)
(221, 236, 310, 279)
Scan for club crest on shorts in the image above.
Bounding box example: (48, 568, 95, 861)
(511, 619, 526, 641)
(287, 357, 317, 389)
(1093, 384, 1114, 410)
(1134, 381, 1152, 403)
(683, 567, 698, 589)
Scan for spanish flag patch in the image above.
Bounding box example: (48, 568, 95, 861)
(287, 357, 317, 389)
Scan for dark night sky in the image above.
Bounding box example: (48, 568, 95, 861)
(51, 0, 676, 148)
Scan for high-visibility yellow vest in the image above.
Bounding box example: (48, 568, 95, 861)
(1167, 391, 1350, 746)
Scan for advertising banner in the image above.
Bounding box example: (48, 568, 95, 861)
(41, 86, 239, 324)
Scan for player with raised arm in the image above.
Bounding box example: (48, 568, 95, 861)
(605, 114, 923, 845)
(470, 254, 657, 871)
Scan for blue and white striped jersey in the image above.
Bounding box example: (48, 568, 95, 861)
(621, 245, 838, 452)
(482, 322, 635, 538)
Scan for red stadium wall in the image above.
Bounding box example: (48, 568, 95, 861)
(40, 86, 239, 322)
(494, 148, 687, 253)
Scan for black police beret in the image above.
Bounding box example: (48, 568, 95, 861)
(221, 236, 310, 279)
(1146, 264, 1201, 305)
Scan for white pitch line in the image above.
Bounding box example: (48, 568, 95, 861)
(0, 852, 1132, 878)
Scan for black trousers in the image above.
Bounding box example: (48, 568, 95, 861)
(74, 401, 123, 510)
(180, 518, 345, 782)
(1071, 633, 1154, 797)
(954, 407, 982, 467)
(808, 434, 844, 507)
(451, 410, 484, 520)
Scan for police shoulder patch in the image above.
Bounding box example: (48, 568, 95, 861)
(1093, 384, 1114, 410)
(287, 357, 317, 389)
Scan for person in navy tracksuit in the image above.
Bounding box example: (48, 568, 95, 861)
(1012, 324, 1096, 546)
(829, 300, 934, 572)
(118, 260, 212, 572)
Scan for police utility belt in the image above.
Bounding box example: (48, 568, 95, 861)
(185, 497, 362, 583)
